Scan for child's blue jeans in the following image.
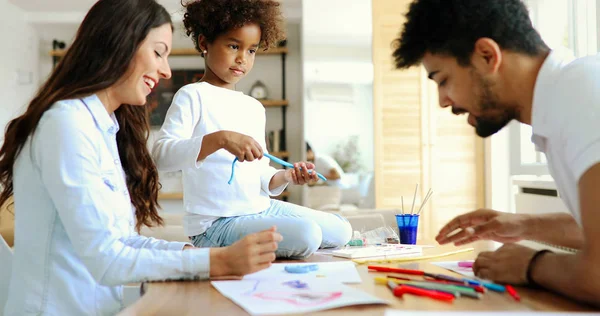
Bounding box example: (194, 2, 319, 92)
(190, 199, 352, 258)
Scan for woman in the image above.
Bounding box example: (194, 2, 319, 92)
(2, 0, 280, 315)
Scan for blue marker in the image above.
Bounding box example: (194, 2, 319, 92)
(479, 281, 506, 293)
(461, 278, 481, 286)
(463, 277, 506, 292)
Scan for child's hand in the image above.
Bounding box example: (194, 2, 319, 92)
(284, 162, 318, 185)
(221, 131, 263, 162)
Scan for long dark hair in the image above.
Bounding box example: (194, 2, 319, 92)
(0, 0, 172, 231)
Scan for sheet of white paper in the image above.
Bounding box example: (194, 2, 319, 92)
(431, 260, 475, 277)
(315, 248, 340, 255)
(385, 311, 599, 316)
(331, 245, 425, 259)
(243, 261, 362, 283)
(212, 279, 387, 316)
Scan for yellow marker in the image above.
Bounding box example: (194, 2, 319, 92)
(374, 276, 392, 284)
(374, 277, 417, 286)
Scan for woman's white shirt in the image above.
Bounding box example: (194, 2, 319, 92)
(5, 95, 209, 316)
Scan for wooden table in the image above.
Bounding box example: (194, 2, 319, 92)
(119, 245, 596, 315)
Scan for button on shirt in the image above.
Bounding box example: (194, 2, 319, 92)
(5, 95, 210, 316)
(531, 50, 600, 225)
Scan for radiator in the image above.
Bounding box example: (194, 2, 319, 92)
(512, 176, 575, 253)
(512, 176, 569, 215)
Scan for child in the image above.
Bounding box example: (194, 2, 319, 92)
(153, 0, 352, 258)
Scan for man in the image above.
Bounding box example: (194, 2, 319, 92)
(306, 142, 344, 184)
(393, 0, 600, 306)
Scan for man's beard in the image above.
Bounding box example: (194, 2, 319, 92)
(473, 74, 516, 138)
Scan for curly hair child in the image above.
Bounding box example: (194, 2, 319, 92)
(152, 0, 353, 259)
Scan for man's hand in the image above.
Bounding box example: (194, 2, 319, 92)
(473, 244, 538, 285)
(436, 209, 530, 246)
(209, 226, 282, 277)
(284, 162, 318, 185)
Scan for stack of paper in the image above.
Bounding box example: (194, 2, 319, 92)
(331, 245, 424, 259)
(431, 260, 475, 278)
(385, 311, 597, 316)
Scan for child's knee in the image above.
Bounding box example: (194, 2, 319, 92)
(298, 220, 322, 257)
(281, 220, 322, 259)
(330, 215, 353, 246)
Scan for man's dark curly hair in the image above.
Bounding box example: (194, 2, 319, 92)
(182, 0, 285, 55)
(393, 0, 549, 69)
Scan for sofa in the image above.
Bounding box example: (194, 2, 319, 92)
(142, 206, 402, 245)
(305, 183, 400, 235)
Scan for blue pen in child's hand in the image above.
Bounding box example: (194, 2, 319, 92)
(228, 153, 327, 184)
(263, 153, 327, 181)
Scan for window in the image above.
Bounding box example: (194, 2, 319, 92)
(510, 0, 598, 175)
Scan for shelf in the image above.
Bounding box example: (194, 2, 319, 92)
(49, 50, 65, 57)
(260, 99, 288, 107)
(158, 192, 183, 200)
(49, 47, 288, 58)
(270, 151, 289, 158)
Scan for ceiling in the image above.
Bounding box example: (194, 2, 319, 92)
(303, 0, 372, 47)
(9, 0, 302, 21)
(9, 0, 98, 12)
(11, 0, 371, 49)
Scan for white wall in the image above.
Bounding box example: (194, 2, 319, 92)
(304, 82, 374, 172)
(302, 0, 374, 174)
(0, 0, 39, 129)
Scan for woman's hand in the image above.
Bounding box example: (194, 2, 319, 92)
(284, 162, 318, 185)
(209, 226, 282, 277)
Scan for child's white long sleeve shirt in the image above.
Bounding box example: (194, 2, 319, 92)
(152, 82, 287, 236)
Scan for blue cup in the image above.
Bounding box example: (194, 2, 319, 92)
(395, 214, 419, 245)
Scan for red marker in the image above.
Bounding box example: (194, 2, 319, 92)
(505, 285, 521, 302)
(394, 284, 455, 302)
(368, 265, 425, 275)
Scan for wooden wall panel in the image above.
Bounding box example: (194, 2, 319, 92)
(372, 0, 485, 240)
